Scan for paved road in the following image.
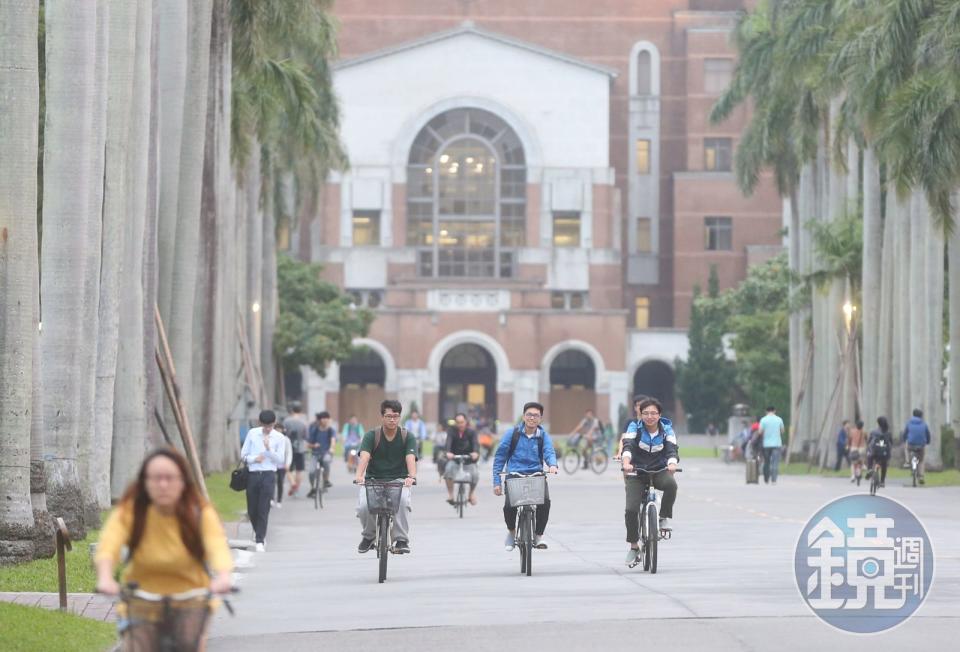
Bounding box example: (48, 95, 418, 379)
(208, 456, 960, 651)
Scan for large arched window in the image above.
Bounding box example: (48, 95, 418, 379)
(407, 108, 526, 278)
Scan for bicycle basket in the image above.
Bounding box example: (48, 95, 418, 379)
(453, 467, 472, 483)
(505, 475, 546, 507)
(365, 483, 404, 513)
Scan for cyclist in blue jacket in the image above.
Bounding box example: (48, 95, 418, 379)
(620, 396, 679, 566)
(902, 408, 931, 484)
(492, 402, 558, 551)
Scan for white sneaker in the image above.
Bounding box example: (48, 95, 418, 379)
(275, 502, 283, 509)
(270, 500, 277, 507)
(659, 517, 672, 531)
(504, 533, 515, 551)
(255, 542, 265, 553)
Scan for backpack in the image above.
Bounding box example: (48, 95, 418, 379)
(505, 425, 544, 467)
(373, 427, 411, 456)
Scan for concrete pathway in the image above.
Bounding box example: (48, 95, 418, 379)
(204, 457, 960, 651)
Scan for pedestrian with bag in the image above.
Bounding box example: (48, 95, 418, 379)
(239, 410, 285, 551)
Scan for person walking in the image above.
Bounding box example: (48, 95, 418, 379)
(283, 403, 308, 496)
(239, 410, 285, 551)
(273, 420, 293, 509)
(307, 411, 337, 496)
(847, 419, 868, 483)
(902, 408, 932, 484)
(95, 448, 233, 650)
(404, 409, 429, 459)
(341, 415, 365, 472)
(834, 420, 850, 471)
(758, 406, 785, 485)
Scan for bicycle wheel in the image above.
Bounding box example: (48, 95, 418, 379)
(523, 511, 534, 577)
(647, 503, 659, 574)
(313, 473, 320, 510)
(870, 468, 879, 496)
(641, 506, 651, 571)
(457, 484, 465, 519)
(589, 449, 609, 474)
(562, 449, 580, 474)
(378, 514, 390, 583)
(912, 458, 918, 487)
(518, 512, 527, 575)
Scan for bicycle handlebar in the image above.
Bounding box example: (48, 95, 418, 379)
(353, 478, 417, 486)
(622, 467, 683, 476)
(497, 470, 556, 478)
(111, 583, 240, 602)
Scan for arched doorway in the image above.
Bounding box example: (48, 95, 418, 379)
(632, 361, 675, 419)
(439, 343, 497, 427)
(549, 350, 596, 434)
(339, 348, 386, 430)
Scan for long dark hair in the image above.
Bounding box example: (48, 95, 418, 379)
(877, 416, 889, 433)
(121, 448, 205, 562)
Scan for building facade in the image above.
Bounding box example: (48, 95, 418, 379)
(297, 0, 782, 433)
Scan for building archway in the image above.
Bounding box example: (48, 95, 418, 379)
(339, 347, 387, 430)
(631, 360, 675, 419)
(549, 350, 597, 434)
(439, 343, 497, 427)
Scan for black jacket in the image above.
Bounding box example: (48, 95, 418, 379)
(446, 427, 479, 458)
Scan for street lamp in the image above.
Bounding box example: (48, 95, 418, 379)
(842, 301, 856, 331)
(251, 301, 261, 313)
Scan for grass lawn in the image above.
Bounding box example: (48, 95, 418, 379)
(0, 526, 100, 593)
(777, 463, 960, 485)
(204, 470, 248, 523)
(0, 602, 115, 652)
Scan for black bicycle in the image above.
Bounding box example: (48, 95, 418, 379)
(501, 471, 552, 577)
(624, 467, 681, 574)
(309, 455, 327, 510)
(356, 478, 415, 583)
(112, 582, 236, 652)
(909, 447, 924, 487)
(448, 455, 474, 519)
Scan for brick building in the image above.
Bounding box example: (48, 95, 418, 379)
(296, 0, 782, 433)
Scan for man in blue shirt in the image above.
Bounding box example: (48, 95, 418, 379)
(239, 410, 286, 551)
(492, 402, 558, 551)
(758, 406, 785, 485)
(307, 411, 336, 496)
(902, 408, 932, 484)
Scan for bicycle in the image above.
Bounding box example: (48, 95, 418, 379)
(909, 447, 924, 487)
(448, 455, 473, 519)
(501, 471, 551, 577)
(309, 456, 325, 510)
(355, 478, 415, 583)
(561, 438, 609, 475)
(849, 449, 863, 486)
(624, 467, 681, 574)
(111, 582, 236, 652)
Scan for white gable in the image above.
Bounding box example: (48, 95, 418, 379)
(333, 28, 612, 174)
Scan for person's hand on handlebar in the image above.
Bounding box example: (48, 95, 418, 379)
(667, 462, 678, 474)
(403, 476, 416, 488)
(547, 466, 558, 474)
(470, 452, 479, 461)
(209, 572, 232, 595)
(493, 484, 502, 496)
(96, 576, 120, 596)
(446, 452, 454, 460)
(622, 460, 634, 473)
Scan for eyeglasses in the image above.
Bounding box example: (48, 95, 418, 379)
(523, 413, 542, 418)
(146, 474, 183, 485)
(640, 411, 661, 417)
(383, 414, 401, 420)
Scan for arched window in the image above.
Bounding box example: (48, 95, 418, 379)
(635, 50, 651, 95)
(407, 108, 526, 278)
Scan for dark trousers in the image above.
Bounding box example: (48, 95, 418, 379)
(624, 471, 677, 544)
(503, 482, 550, 536)
(834, 444, 848, 471)
(275, 469, 287, 503)
(246, 470, 275, 543)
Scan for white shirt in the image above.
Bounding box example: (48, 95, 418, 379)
(241, 427, 286, 471)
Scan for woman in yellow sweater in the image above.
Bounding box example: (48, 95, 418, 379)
(95, 448, 233, 650)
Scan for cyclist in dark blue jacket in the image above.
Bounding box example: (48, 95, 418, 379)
(902, 408, 931, 484)
(620, 397, 679, 566)
(492, 402, 558, 551)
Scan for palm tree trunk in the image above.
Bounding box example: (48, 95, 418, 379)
(861, 146, 882, 423)
(909, 192, 928, 432)
(168, 0, 213, 431)
(876, 186, 899, 426)
(90, 0, 138, 523)
(261, 164, 279, 406)
(245, 146, 263, 388)
(949, 213, 960, 469)
(31, 300, 54, 559)
(0, 0, 42, 564)
(896, 193, 913, 449)
(113, 0, 154, 497)
(41, 1, 102, 537)
(924, 207, 945, 469)
(156, 0, 187, 324)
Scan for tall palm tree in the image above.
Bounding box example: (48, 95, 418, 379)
(0, 0, 41, 564)
(41, 1, 103, 537)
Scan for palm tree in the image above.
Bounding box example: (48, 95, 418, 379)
(40, 1, 104, 537)
(0, 0, 41, 564)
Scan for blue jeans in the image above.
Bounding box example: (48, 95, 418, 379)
(762, 447, 781, 483)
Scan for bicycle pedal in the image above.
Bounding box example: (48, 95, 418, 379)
(628, 560, 641, 569)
